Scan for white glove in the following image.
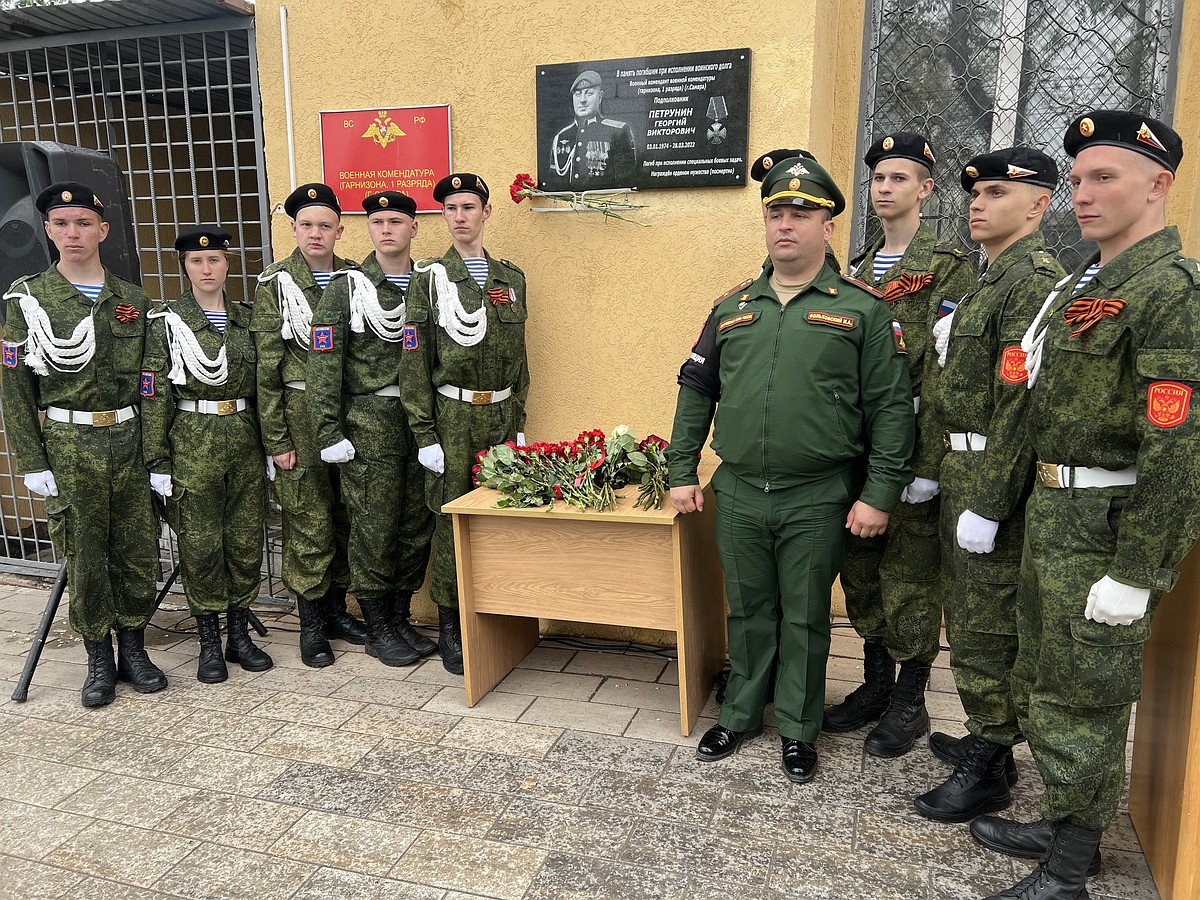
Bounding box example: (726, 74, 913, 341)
(150, 473, 173, 498)
(957, 509, 999, 554)
(265, 456, 276, 482)
(320, 438, 356, 464)
(1085, 575, 1151, 626)
(902, 477, 940, 504)
(418, 443, 445, 475)
(516, 432, 526, 446)
(24, 470, 58, 497)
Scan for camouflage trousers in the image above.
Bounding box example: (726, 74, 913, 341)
(425, 393, 520, 609)
(713, 465, 853, 742)
(164, 409, 265, 615)
(840, 495, 943, 663)
(271, 386, 350, 602)
(939, 450, 1025, 747)
(339, 394, 433, 602)
(42, 417, 159, 641)
(1012, 485, 1161, 831)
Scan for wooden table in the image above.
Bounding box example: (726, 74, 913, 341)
(441, 468, 725, 735)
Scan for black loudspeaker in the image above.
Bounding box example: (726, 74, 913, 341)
(0, 141, 140, 324)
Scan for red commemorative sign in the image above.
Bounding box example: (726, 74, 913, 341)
(319, 105, 452, 213)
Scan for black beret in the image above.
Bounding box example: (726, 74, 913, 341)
(36, 181, 106, 218)
(284, 182, 342, 219)
(363, 191, 417, 217)
(761, 155, 846, 218)
(175, 225, 232, 253)
(960, 147, 1059, 192)
(864, 131, 936, 172)
(1063, 109, 1183, 173)
(433, 172, 490, 204)
(750, 148, 816, 183)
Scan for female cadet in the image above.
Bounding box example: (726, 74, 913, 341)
(141, 226, 272, 682)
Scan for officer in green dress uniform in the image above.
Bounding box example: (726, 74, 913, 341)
(1, 182, 166, 706)
(914, 149, 1065, 823)
(309, 190, 435, 668)
(668, 156, 914, 783)
(825, 133, 977, 758)
(400, 173, 530, 675)
(973, 112, 1200, 900)
(250, 183, 368, 664)
(141, 226, 272, 683)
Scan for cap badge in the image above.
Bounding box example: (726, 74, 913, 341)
(1007, 164, 1037, 179)
(475, 177, 484, 191)
(924, 143, 936, 163)
(788, 178, 801, 191)
(61, 190, 73, 202)
(451, 176, 462, 189)
(199, 235, 209, 247)
(1137, 122, 1167, 152)
(785, 162, 809, 176)
(379, 196, 389, 207)
(93, 197, 103, 208)
(882, 136, 894, 151)
(762, 156, 773, 170)
(965, 165, 979, 177)
(1079, 117, 1095, 137)
(307, 188, 317, 199)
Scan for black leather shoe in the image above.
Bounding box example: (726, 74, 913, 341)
(81, 633, 117, 707)
(983, 822, 1103, 899)
(115, 627, 167, 693)
(822, 641, 895, 733)
(864, 660, 930, 757)
(695, 724, 760, 761)
(781, 738, 818, 783)
(195, 613, 229, 684)
(224, 608, 273, 672)
(296, 597, 334, 668)
(971, 816, 1102, 876)
(930, 731, 1019, 786)
(437, 605, 464, 675)
(393, 591, 438, 657)
(320, 587, 370, 645)
(914, 736, 1012, 823)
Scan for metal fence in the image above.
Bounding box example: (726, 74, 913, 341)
(0, 17, 285, 598)
(853, 0, 1182, 271)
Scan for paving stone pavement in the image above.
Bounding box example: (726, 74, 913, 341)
(0, 575, 1160, 899)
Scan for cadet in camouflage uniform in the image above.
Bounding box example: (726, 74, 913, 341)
(251, 183, 367, 662)
(913, 149, 1065, 824)
(400, 172, 530, 675)
(972, 112, 1200, 900)
(1, 182, 166, 706)
(309, 191, 435, 669)
(670, 155, 913, 784)
(825, 133, 976, 759)
(142, 226, 272, 683)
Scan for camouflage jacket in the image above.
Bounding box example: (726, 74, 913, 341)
(668, 260, 914, 511)
(931, 231, 1064, 520)
(1027, 226, 1200, 591)
(399, 246, 530, 449)
(141, 291, 258, 475)
(1, 266, 149, 474)
(308, 252, 408, 451)
(249, 247, 355, 456)
(850, 224, 976, 478)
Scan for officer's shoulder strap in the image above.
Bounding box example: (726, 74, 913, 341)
(933, 243, 968, 259)
(601, 118, 627, 128)
(1173, 255, 1200, 288)
(1029, 249, 1061, 275)
(712, 277, 753, 308)
(839, 272, 884, 299)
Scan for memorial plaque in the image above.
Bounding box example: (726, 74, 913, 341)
(536, 49, 751, 191)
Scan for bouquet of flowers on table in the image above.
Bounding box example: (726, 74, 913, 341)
(509, 173, 649, 226)
(473, 425, 670, 512)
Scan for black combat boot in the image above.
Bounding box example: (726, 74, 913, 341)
(359, 597, 420, 667)
(195, 613, 228, 684)
(930, 731, 1019, 786)
(984, 821, 1102, 899)
(914, 736, 1012, 822)
(438, 605, 464, 675)
(971, 816, 1102, 875)
(822, 641, 895, 732)
(319, 586, 369, 645)
(224, 608, 273, 672)
(393, 591, 438, 657)
(864, 659, 930, 757)
(115, 627, 167, 693)
(81, 633, 117, 707)
(296, 597, 334, 668)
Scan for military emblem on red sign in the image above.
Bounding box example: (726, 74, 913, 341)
(2, 340, 17, 369)
(1147, 381, 1191, 428)
(114, 303, 139, 322)
(312, 325, 334, 351)
(999, 345, 1028, 384)
(402, 323, 419, 350)
(140, 371, 155, 397)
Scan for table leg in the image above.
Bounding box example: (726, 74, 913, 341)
(674, 491, 727, 735)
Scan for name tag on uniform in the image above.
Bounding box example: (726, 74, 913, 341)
(312, 325, 334, 351)
(718, 311, 758, 332)
(806, 311, 857, 330)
